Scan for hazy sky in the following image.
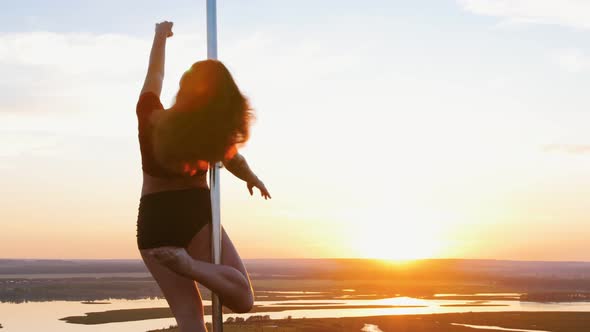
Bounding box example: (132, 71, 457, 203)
(1, 0, 589, 260)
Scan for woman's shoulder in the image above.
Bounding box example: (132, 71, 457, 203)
(136, 92, 164, 114)
(136, 92, 165, 125)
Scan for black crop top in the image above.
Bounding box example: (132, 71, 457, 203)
(136, 92, 207, 178)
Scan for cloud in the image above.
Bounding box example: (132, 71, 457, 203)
(0, 28, 364, 116)
(543, 144, 590, 154)
(0, 131, 61, 158)
(0, 31, 225, 116)
(553, 48, 590, 72)
(0, 32, 144, 74)
(0, 32, 149, 114)
(457, 0, 590, 29)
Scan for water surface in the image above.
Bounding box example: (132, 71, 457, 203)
(2, 295, 590, 332)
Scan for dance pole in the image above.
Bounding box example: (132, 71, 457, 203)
(206, 0, 223, 331)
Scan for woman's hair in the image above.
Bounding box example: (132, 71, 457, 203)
(152, 60, 254, 175)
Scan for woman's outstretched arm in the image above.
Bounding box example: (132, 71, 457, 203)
(140, 21, 174, 97)
(223, 153, 272, 199)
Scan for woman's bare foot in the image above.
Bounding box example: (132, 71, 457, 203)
(149, 246, 196, 278)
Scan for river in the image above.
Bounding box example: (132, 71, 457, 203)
(1, 294, 590, 332)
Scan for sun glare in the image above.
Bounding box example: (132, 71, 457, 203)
(349, 208, 448, 262)
(356, 231, 440, 261)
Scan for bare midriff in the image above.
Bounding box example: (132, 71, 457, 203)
(141, 171, 208, 197)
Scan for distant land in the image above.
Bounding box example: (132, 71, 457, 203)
(3, 258, 590, 332)
(154, 312, 590, 332)
(1, 258, 590, 278)
(1, 258, 590, 303)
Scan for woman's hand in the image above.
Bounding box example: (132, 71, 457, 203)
(247, 178, 271, 200)
(155, 21, 174, 38)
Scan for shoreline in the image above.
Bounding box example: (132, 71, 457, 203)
(60, 304, 431, 324)
(147, 312, 590, 332)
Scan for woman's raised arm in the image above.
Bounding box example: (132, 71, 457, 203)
(140, 21, 174, 97)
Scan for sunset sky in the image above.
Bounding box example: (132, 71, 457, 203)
(1, 0, 590, 261)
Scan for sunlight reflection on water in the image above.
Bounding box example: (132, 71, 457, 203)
(450, 323, 551, 332)
(1, 296, 590, 332)
(360, 323, 384, 332)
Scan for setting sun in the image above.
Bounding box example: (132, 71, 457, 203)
(347, 208, 448, 261)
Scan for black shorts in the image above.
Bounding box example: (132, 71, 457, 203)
(136, 188, 212, 250)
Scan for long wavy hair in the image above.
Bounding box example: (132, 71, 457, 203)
(152, 60, 254, 176)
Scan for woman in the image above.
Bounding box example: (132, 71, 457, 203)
(136, 21, 271, 332)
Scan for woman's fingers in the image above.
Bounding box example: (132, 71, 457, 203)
(259, 185, 271, 200)
(247, 180, 271, 199)
(155, 21, 174, 37)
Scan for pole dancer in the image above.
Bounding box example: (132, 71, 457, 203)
(134, 16, 271, 332)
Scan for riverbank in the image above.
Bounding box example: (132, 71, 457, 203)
(148, 312, 590, 332)
(60, 304, 428, 324)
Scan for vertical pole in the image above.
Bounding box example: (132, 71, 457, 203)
(206, 0, 223, 331)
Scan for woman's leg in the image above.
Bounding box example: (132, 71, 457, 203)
(140, 249, 207, 332)
(188, 223, 255, 312)
(149, 224, 254, 313)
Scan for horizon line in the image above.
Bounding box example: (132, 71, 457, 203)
(1, 257, 590, 264)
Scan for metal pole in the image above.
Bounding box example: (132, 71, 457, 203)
(206, 1, 223, 331)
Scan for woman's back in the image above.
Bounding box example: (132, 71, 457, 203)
(136, 91, 209, 197)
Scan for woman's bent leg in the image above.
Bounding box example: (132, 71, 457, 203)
(140, 250, 207, 332)
(148, 224, 254, 313)
(187, 223, 254, 313)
